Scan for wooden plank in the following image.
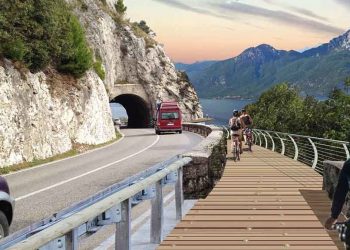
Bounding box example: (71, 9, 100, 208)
(158, 245, 338, 250)
(157, 146, 340, 250)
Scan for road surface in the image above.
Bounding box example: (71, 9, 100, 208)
(4, 128, 203, 233)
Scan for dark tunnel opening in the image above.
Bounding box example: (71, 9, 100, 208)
(111, 94, 151, 128)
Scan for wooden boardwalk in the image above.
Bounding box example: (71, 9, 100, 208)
(158, 146, 343, 250)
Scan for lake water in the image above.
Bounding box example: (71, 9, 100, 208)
(110, 103, 128, 118)
(200, 99, 253, 126)
(110, 99, 254, 126)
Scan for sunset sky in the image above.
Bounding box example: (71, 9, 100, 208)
(123, 0, 350, 63)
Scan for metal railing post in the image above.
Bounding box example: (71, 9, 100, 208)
(275, 133, 285, 155)
(256, 130, 262, 146)
(308, 138, 318, 169)
(344, 143, 350, 160)
(115, 199, 131, 250)
(175, 167, 184, 220)
(252, 131, 258, 144)
(288, 135, 299, 160)
(65, 228, 79, 250)
(261, 131, 268, 149)
(265, 131, 275, 152)
(151, 179, 163, 243)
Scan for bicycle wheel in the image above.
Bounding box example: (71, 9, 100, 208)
(236, 147, 240, 161)
(232, 146, 237, 161)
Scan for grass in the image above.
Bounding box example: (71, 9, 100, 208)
(0, 132, 122, 175)
(93, 60, 105, 80)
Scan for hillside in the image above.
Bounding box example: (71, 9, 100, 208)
(177, 30, 350, 98)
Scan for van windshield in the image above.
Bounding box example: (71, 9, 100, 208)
(161, 112, 179, 120)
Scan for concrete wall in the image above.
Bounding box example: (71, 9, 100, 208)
(182, 123, 227, 199)
(323, 161, 350, 217)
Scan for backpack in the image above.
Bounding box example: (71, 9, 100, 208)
(230, 117, 241, 131)
(242, 115, 252, 126)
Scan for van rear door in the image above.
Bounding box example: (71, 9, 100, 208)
(159, 110, 180, 130)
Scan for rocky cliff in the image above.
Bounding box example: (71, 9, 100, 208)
(73, 0, 202, 120)
(0, 0, 202, 167)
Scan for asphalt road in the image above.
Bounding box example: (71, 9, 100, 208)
(4, 129, 203, 233)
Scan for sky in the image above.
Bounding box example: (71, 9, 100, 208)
(123, 0, 350, 63)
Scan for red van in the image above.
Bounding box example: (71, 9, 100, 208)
(155, 102, 182, 135)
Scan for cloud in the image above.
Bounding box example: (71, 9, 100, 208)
(262, 0, 328, 21)
(152, 0, 344, 35)
(211, 1, 344, 35)
(334, 0, 350, 9)
(152, 0, 229, 20)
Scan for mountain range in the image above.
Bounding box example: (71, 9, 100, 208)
(176, 29, 350, 98)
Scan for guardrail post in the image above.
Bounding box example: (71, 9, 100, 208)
(175, 167, 184, 220)
(151, 179, 163, 243)
(308, 138, 318, 169)
(288, 135, 299, 160)
(115, 199, 131, 250)
(265, 131, 275, 152)
(344, 143, 350, 160)
(65, 228, 79, 250)
(275, 133, 285, 155)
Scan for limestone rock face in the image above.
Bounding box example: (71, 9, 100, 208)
(73, 0, 203, 120)
(0, 61, 115, 167)
(0, 0, 202, 167)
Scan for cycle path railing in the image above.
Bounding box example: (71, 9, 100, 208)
(252, 129, 349, 174)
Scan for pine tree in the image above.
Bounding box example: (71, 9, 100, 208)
(115, 0, 127, 15)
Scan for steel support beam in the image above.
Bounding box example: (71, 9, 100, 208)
(175, 167, 184, 220)
(151, 179, 163, 243)
(115, 199, 131, 250)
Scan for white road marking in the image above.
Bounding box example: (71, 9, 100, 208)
(15, 135, 160, 201)
(4, 133, 126, 177)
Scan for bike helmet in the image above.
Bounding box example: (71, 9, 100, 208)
(232, 109, 239, 117)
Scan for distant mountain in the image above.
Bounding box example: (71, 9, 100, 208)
(175, 61, 217, 79)
(176, 30, 350, 98)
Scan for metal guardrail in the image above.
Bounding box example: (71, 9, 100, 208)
(1, 156, 192, 250)
(252, 129, 350, 174)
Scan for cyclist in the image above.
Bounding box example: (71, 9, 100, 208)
(240, 109, 253, 143)
(229, 110, 244, 154)
(325, 159, 350, 230)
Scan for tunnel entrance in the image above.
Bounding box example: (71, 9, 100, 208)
(110, 94, 151, 128)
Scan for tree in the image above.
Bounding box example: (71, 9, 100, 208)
(344, 76, 350, 94)
(115, 0, 127, 15)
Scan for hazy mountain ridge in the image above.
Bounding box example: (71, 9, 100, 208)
(177, 30, 350, 98)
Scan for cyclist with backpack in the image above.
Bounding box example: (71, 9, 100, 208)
(240, 109, 253, 143)
(229, 110, 244, 154)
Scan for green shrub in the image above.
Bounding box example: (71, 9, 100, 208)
(137, 20, 151, 34)
(1, 39, 27, 61)
(57, 15, 93, 77)
(131, 23, 156, 49)
(115, 0, 127, 15)
(93, 60, 106, 80)
(0, 0, 92, 77)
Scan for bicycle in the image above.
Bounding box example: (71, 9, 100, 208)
(244, 128, 253, 152)
(333, 220, 350, 249)
(232, 134, 240, 162)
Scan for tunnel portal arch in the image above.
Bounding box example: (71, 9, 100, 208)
(111, 94, 152, 128)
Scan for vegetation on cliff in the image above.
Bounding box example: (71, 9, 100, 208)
(0, 0, 92, 77)
(246, 82, 350, 141)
